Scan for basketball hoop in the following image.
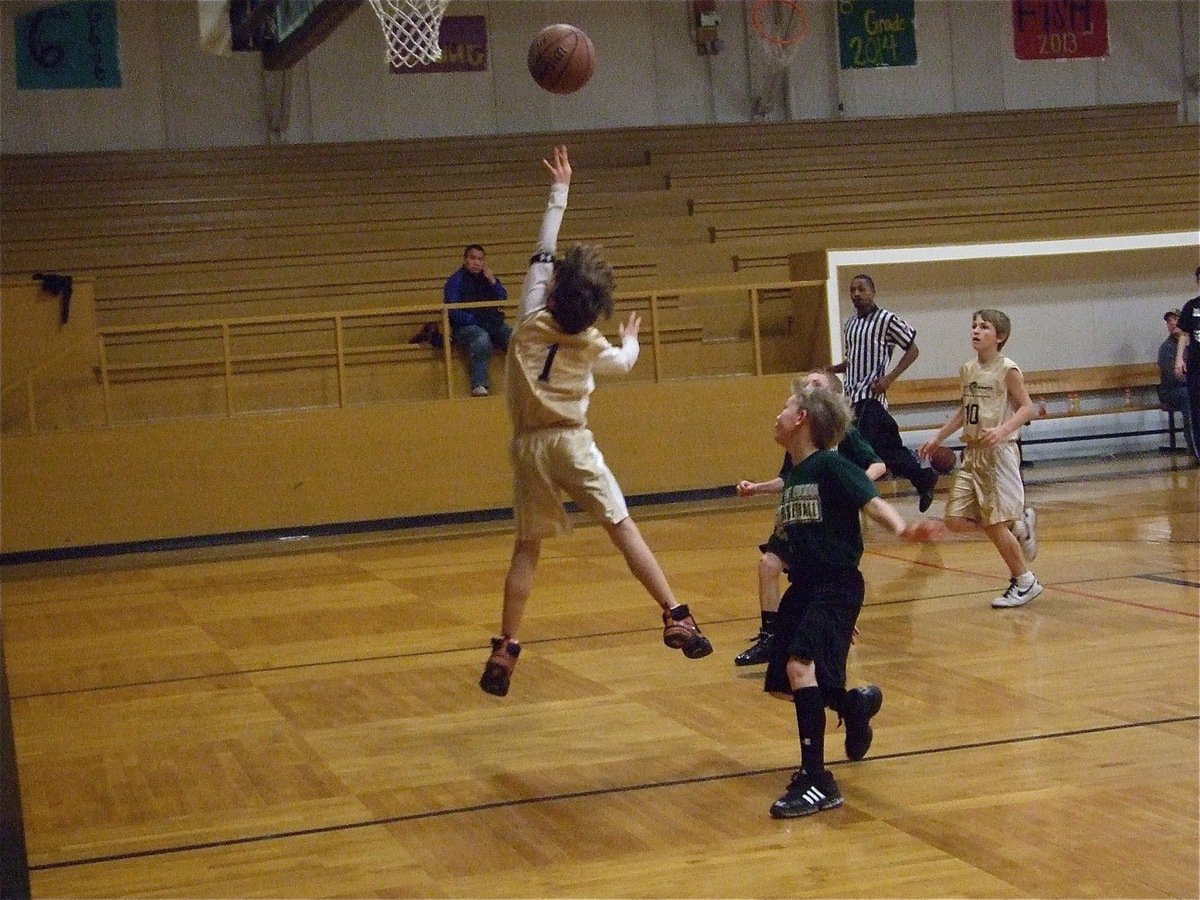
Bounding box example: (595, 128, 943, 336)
(366, 0, 450, 68)
(750, 0, 809, 68)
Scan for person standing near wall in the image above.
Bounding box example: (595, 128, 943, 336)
(1158, 308, 1195, 458)
(1174, 266, 1200, 463)
(444, 244, 511, 397)
(829, 274, 940, 511)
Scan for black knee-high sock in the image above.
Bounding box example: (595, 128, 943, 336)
(793, 686, 826, 775)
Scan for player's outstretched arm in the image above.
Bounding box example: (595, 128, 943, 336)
(736, 477, 784, 497)
(863, 497, 948, 541)
(521, 147, 571, 319)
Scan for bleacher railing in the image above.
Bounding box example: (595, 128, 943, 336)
(2, 279, 826, 434)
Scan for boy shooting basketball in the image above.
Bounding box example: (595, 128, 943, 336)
(480, 146, 713, 697)
(764, 379, 945, 818)
(918, 309, 1041, 608)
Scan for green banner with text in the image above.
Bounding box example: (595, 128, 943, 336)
(838, 0, 916, 69)
(15, 0, 121, 90)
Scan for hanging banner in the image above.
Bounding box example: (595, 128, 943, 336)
(1012, 0, 1108, 60)
(14, 0, 121, 89)
(838, 0, 917, 70)
(393, 16, 487, 74)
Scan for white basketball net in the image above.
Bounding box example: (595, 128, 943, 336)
(366, 0, 451, 68)
(751, 0, 808, 70)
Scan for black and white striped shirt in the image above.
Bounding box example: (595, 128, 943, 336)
(841, 307, 917, 407)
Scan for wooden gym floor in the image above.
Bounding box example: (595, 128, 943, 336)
(2, 452, 1197, 898)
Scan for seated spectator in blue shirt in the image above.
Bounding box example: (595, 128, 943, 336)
(444, 244, 511, 396)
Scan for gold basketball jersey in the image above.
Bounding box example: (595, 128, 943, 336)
(507, 309, 612, 434)
(960, 356, 1020, 443)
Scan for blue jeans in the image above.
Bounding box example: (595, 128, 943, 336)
(1163, 384, 1197, 458)
(453, 322, 512, 390)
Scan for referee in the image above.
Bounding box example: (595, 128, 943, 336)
(829, 273, 940, 512)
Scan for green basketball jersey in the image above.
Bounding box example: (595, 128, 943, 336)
(773, 449, 879, 577)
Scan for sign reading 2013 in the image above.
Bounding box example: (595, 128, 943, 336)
(838, 0, 917, 70)
(1012, 0, 1109, 60)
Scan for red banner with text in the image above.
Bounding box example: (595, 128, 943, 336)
(1012, 0, 1108, 60)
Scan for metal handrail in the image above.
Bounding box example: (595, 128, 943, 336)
(9, 278, 825, 433)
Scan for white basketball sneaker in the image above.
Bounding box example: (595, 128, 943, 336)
(992, 572, 1044, 608)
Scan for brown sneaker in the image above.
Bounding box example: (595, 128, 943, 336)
(479, 636, 520, 696)
(662, 604, 713, 659)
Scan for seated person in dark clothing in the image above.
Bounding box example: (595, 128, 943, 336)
(444, 244, 511, 396)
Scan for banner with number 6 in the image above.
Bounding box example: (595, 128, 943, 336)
(15, 0, 122, 90)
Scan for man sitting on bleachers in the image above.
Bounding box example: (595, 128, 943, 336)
(444, 244, 511, 397)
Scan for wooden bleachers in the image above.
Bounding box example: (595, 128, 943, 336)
(2, 102, 1194, 418)
(89, 251, 662, 327)
(640, 101, 1182, 161)
(702, 177, 1194, 243)
(654, 122, 1190, 181)
(682, 145, 1197, 214)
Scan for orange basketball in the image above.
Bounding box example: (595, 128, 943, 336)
(527, 24, 595, 94)
(930, 445, 957, 474)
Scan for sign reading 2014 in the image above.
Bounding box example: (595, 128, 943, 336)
(838, 0, 917, 70)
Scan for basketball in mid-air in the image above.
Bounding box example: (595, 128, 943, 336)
(929, 446, 957, 474)
(527, 24, 595, 94)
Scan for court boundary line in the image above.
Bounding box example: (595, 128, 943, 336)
(27, 714, 1197, 873)
(10, 552, 1197, 702)
(13, 549, 1198, 703)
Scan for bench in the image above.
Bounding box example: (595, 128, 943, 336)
(4, 102, 1172, 187)
(887, 363, 1181, 457)
(640, 102, 1181, 163)
(0, 225, 642, 278)
(0, 187, 625, 243)
(660, 125, 1197, 187)
(653, 121, 1194, 176)
(0, 137, 653, 196)
(89, 253, 663, 327)
(706, 180, 1198, 244)
(683, 149, 1198, 216)
(668, 142, 1196, 194)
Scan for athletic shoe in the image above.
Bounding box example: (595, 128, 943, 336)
(734, 629, 774, 666)
(479, 636, 520, 696)
(991, 575, 1044, 608)
(842, 684, 883, 761)
(917, 469, 938, 513)
(1017, 507, 1038, 561)
(471, 385, 489, 397)
(662, 604, 713, 659)
(769, 769, 844, 819)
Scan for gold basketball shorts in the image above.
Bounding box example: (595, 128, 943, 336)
(945, 441, 1025, 526)
(510, 427, 629, 539)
